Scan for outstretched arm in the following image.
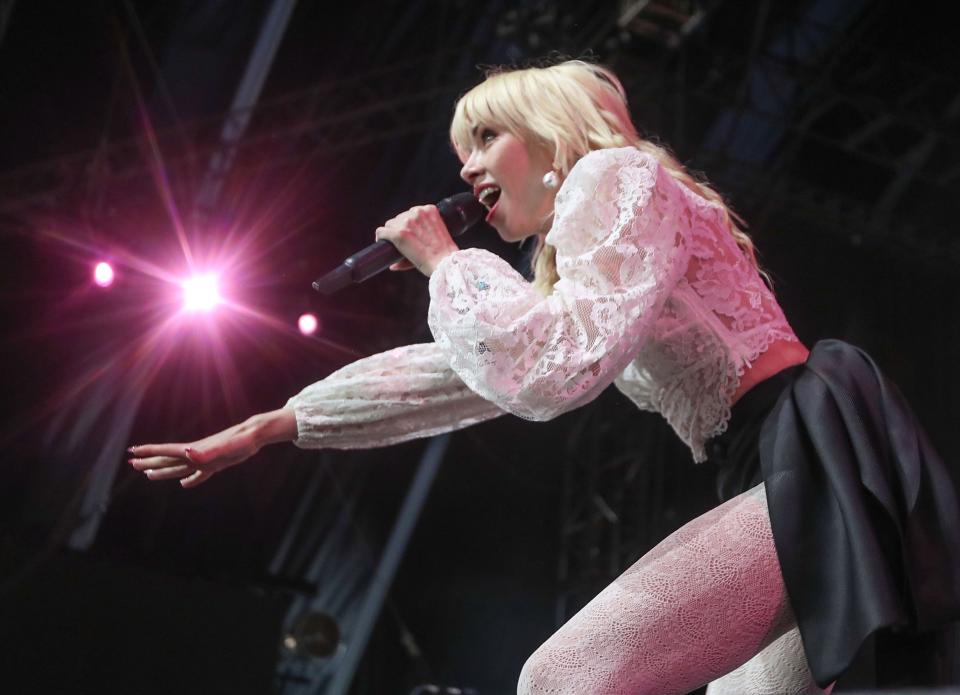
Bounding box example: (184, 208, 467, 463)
(129, 408, 297, 488)
(131, 342, 504, 487)
(284, 341, 505, 449)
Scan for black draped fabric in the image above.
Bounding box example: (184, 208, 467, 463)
(708, 363, 802, 503)
(752, 339, 960, 686)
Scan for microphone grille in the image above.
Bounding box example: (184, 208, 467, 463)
(437, 192, 485, 236)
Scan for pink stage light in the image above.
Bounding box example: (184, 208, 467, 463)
(298, 313, 319, 335)
(181, 274, 221, 312)
(94, 262, 115, 287)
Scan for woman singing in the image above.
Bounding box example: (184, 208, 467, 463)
(129, 60, 960, 694)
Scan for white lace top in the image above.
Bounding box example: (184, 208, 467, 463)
(287, 147, 797, 461)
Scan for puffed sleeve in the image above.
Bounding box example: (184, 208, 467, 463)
(285, 342, 505, 449)
(427, 147, 690, 420)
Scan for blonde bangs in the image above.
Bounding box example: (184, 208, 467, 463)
(450, 72, 541, 158)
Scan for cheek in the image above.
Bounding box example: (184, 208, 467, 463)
(524, 176, 551, 211)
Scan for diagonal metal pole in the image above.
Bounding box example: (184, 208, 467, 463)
(0, 0, 16, 50)
(322, 434, 451, 695)
(194, 0, 298, 215)
(66, 378, 145, 550)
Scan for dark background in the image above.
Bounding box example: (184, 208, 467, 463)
(0, 1, 958, 693)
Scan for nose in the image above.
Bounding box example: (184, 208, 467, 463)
(459, 150, 482, 185)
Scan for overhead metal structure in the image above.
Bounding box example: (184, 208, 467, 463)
(0, 0, 15, 49)
(3, 2, 954, 264)
(618, 0, 708, 48)
(194, 0, 297, 215)
(0, 56, 461, 218)
(552, 394, 695, 626)
(267, 437, 450, 695)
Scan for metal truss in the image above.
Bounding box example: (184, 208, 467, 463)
(0, 53, 466, 218)
(618, 0, 710, 49)
(553, 392, 693, 625)
(272, 438, 450, 695)
(618, 0, 960, 268)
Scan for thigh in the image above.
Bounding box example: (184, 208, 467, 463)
(518, 484, 793, 695)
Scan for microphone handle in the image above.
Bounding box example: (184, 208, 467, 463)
(312, 193, 484, 294)
(345, 239, 403, 284)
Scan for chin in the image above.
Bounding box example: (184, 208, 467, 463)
(491, 221, 514, 242)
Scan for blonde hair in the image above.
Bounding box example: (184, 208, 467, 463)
(450, 60, 764, 296)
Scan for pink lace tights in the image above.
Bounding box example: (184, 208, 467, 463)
(518, 484, 832, 694)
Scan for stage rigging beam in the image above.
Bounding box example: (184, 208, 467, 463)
(618, 0, 708, 49)
(0, 57, 458, 216)
(321, 436, 449, 695)
(0, 0, 15, 50)
(554, 399, 677, 625)
(875, 91, 960, 216)
(272, 459, 375, 693)
(194, 0, 297, 216)
(700, 0, 871, 175)
(643, 3, 959, 265)
(269, 438, 450, 695)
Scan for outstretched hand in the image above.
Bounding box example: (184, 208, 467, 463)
(128, 409, 297, 488)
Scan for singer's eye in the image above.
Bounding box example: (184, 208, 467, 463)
(479, 128, 498, 146)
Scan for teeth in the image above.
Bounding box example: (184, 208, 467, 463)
(478, 186, 501, 208)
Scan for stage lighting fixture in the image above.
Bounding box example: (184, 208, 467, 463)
(282, 611, 340, 658)
(94, 262, 115, 287)
(181, 274, 221, 312)
(298, 313, 319, 335)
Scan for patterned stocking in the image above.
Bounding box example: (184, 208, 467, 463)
(518, 484, 807, 695)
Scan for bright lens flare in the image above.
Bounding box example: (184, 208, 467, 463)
(94, 262, 115, 287)
(298, 313, 319, 335)
(182, 274, 221, 312)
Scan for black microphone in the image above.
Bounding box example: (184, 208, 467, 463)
(311, 192, 485, 294)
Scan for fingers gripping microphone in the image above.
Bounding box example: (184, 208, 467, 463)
(311, 193, 485, 295)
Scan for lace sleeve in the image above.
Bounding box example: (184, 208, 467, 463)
(284, 342, 504, 449)
(427, 148, 689, 421)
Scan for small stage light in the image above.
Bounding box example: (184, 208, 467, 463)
(182, 274, 221, 312)
(94, 262, 114, 287)
(282, 611, 340, 658)
(298, 313, 319, 335)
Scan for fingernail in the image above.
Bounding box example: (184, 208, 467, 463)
(127, 446, 137, 453)
(127, 459, 135, 466)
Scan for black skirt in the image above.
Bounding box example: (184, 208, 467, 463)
(705, 339, 960, 686)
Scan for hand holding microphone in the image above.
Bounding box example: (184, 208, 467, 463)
(375, 205, 460, 277)
(312, 193, 484, 294)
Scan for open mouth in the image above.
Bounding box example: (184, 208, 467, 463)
(478, 186, 501, 209)
(478, 186, 501, 222)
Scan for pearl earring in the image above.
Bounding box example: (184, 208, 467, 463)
(542, 171, 560, 189)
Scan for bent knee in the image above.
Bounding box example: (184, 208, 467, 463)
(517, 647, 564, 695)
(517, 644, 662, 695)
